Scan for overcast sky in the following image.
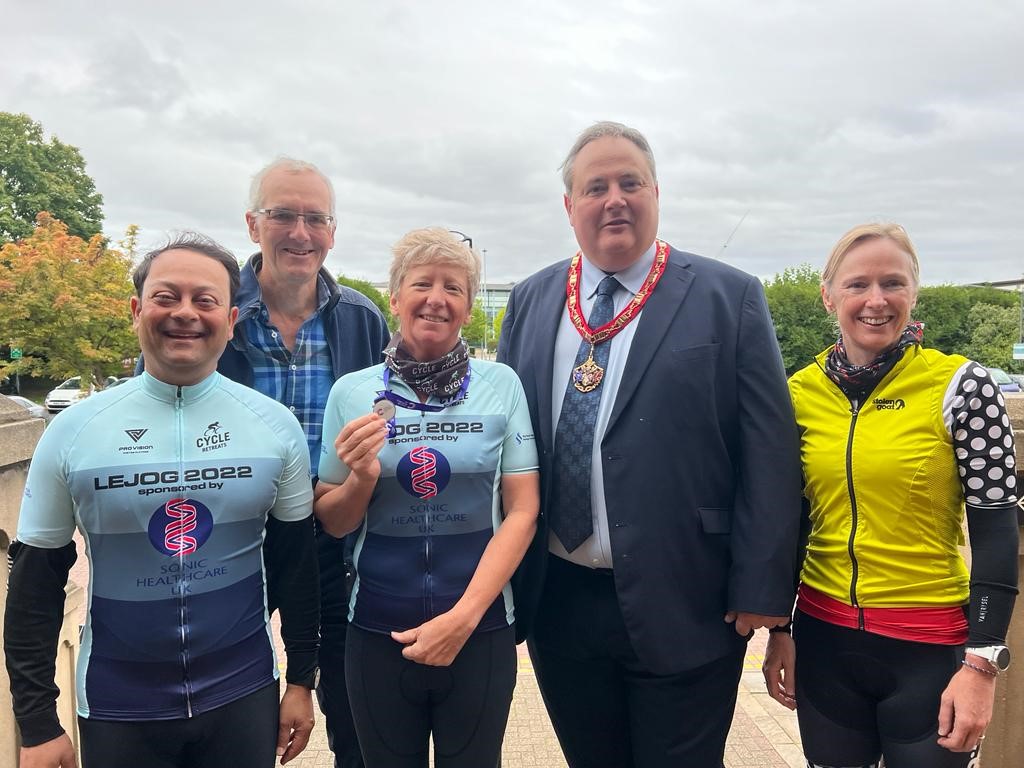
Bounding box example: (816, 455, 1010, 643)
(2, 0, 1021, 286)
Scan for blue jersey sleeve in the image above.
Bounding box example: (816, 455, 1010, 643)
(496, 364, 539, 474)
(17, 411, 78, 549)
(269, 409, 314, 522)
(319, 369, 372, 485)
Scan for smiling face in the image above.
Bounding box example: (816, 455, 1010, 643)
(389, 264, 473, 361)
(822, 236, 918, 366)
(132, 249, 238, 385)
(245, 167, 335, 288)
(564, 136, 659, 272)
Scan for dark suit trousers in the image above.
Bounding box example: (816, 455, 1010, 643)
(528, 556, 744, 768)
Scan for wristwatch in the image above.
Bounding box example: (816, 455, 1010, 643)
(966, 645, 1011, 673)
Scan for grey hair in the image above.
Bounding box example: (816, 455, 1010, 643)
(247, 157, 336, 215)
(560, 121, 657, 194)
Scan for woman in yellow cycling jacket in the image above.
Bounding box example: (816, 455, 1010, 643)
(763, 223, 1019, 768)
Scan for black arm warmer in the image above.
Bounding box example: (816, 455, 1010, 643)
(965, 501, 1020, 646)
(264, 514, 320, 685)
(4, 540, 76, 747)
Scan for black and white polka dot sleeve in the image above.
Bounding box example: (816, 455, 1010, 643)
(948, 362, 1018, 507)
(947, 360, 1019, 645)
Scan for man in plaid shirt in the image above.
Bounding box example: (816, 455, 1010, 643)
(223, 158, 389, 768)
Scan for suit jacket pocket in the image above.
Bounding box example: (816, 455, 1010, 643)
(668, 343, 721, 389)
(671, 342, 721, 361)
(698, 506, 732, 534)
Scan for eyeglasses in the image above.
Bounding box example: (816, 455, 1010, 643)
(448, 230, 473, 249)
(255, 208, 335, 229)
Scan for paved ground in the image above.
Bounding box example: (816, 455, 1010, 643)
(281, 624, 803, 768)
(68, 546, 803, 767)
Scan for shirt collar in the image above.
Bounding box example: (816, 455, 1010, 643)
(579, 241, 657, 299)
(249, 272, 329, 323)
(140, 370, 220, 403)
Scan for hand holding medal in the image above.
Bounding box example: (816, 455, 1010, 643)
(334, 412, 389, 481)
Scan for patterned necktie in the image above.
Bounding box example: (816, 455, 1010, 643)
(551, 274, 620, 552)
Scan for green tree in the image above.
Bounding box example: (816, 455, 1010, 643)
(492, 307, 506, 343)
(762, 264, 835, 374)
(963, 302, 1020, 370)
(336, 274, 396, 331)
(462, 299, 488, 350)
(914, 284, 1018, 355)
(0, 113, 104, 242)
(0, 213, 137, 385)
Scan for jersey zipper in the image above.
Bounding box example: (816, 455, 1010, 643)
(845, 398, 864, 630)
(424, 535, 433, 621)
(175, 386, 196, 717)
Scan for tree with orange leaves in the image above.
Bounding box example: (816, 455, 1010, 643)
(0, 212, 138, 385)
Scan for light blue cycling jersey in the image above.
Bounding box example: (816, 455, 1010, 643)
(17, 372, 312, 721)
(318, 360, 538, 633)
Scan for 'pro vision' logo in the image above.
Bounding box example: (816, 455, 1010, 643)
(397, 446, 451, 499)
(147, 498, 214, 556)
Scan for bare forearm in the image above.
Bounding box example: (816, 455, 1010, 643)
(451, 486, 537, 626)
(313, 476, 374, 537)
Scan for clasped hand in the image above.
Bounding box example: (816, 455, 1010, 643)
(391, 610, 476, 667)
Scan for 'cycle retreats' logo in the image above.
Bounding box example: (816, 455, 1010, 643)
(196, 421, 231, 453)
(147, 498, 214, 556)
(396, 446, 452, 499)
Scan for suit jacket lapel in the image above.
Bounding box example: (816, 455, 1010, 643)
(606, 249, 694, 432)
(533, 262, 570, 453)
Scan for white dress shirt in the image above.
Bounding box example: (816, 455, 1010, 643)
(549, 242, 657, 568)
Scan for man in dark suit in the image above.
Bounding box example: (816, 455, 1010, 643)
(497, 121, 802, 768)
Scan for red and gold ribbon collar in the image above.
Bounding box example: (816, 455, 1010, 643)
(565, 240, 668, 392)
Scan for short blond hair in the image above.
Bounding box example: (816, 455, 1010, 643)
(821, 222, 920, 289)
(388, 227, 482, 306)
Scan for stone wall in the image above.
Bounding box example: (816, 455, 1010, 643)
(986, 393, 1024, 768)
(0, 400, 82, 766)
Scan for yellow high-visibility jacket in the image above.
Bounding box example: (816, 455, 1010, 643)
(789, 346, 970, 608)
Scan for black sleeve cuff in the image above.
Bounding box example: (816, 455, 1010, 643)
(17, 710, 66, 748)
(283, 650, 319, 688)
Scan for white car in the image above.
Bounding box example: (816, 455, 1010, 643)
(44, 376, 119, 413)
(3, 394, 47, 420)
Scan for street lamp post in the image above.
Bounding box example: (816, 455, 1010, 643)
(448, 230, 487, 357)
(481, 248, 489, 358)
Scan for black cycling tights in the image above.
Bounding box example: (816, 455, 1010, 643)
(794, 611, 981, 768)
(345, 623, 517, 768)
(78, 681, 278, 768)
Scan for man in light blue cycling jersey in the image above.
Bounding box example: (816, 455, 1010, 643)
(4, 234, 319, 768)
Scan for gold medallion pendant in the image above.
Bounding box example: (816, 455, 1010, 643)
(572, 352, 605, 392)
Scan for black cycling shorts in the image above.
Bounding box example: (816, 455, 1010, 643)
(795, 611, 981, 768)
(78, 681, 278, 768)
(345, 623, 516, 768)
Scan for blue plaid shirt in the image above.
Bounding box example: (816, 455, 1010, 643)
(242, 276, 335, 475)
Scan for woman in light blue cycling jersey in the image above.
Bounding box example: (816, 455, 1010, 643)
(314, 227, 539, 768)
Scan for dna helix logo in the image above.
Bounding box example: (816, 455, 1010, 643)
(397, 446, 452, 499)
(148, 497, 214, 556)
(164, 499, 199, 555)
(410, 446, 438, 498)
